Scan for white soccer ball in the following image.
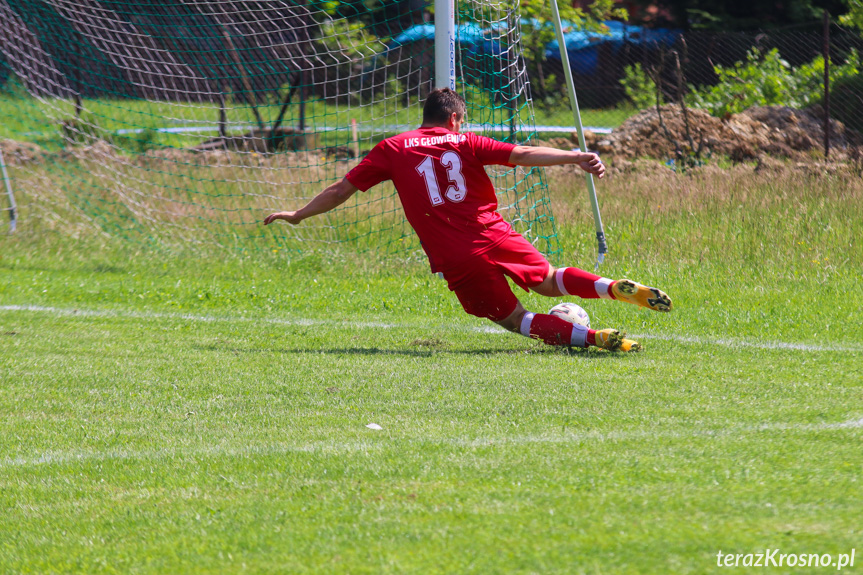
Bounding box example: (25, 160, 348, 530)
(549, 302, 590, 328)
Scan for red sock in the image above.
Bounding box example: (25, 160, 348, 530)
(555, 267, 616, 299)
(519, 313, 590, 347)
(586, 329, 597, 347)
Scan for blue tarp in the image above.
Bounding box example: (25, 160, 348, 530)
(389, 20, 681, 76)
(388, 22, 503, 56)
(545, 21, 681, 75)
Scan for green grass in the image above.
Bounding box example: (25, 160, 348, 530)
(0, 93, 426, 152)
(533, 105, 636, 130)
(1, 164, 862, 573)
(0, 92, 635, 154)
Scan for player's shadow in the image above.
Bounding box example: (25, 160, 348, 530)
(197, 344, 505, 357)
(195, 343, 628, 359)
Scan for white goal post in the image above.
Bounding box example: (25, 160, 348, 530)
(435, 0, 456, 90)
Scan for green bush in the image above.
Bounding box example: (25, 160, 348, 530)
(619, 63, 659, 110)
(110, 127, 159, 154)
(688, 47, 860, 117)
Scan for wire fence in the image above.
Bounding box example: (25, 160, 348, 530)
(540, 20, 863, 148)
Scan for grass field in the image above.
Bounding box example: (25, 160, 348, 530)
(0, 92, 633, 154)
(1, 163, 862, 573)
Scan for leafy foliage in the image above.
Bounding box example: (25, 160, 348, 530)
(518, 0, 626, 107)
(315, 17, 398, 104)
(688, 47, 860, 117)
(619, 63, 660, 109)
(840, 0, 863, 30)
(317, 17, 384, 59)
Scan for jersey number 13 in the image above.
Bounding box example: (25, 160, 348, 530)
(415, 151, 467, 206)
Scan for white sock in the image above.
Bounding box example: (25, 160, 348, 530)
(570, 323, 588, 347)
(519, 312, 535, 338)
(594, 277, 614, 299)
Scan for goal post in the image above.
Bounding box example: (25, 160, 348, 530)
(549, 0, 608, 269)
(435, 0, 455, 90)
(0, 0, 560, 262)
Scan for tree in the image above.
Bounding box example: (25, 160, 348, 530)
(518, 0, 626, 105)
(627, 0, 847, 30)
(840, 0, 863, 29)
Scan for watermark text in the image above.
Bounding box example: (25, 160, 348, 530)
(717, 549, 855, 570)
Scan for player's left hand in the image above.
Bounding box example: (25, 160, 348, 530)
(577, 154, 605, 179)
(264, 211, 303, 225)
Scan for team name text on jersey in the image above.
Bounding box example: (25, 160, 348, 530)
(404, 133, 468, 148)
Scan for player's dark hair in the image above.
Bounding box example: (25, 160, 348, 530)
(422, 88, 466, 125)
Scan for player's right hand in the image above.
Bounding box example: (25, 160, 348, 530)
(264, 211, 302, 225)
(576, 153, 605, 179)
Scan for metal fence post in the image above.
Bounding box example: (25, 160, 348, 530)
(0, 147, 15, 233)
(823, 10, 831, 159)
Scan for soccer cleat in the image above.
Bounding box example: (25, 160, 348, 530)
(592, 329, 641, 352)
(618, 337, 642, 352)
(593, 328, 621, 351)
(612, 279, 673, 312)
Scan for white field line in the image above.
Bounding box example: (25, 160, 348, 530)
(629, 333, 863, 353)
(2, 417, 861, 470)
(1, 304, 861, 353)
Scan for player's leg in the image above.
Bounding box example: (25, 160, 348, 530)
(482, 230, 671, 312)
(531, 266, 673, 312)
(495, 302, 639, 351)
(443, 254, 638, 351)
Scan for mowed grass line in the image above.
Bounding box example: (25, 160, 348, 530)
(1, 282, 862, 573)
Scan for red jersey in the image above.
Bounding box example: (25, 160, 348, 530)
(345, 127, 516, 272)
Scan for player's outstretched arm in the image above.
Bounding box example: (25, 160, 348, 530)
(508, 146, 605, 179)
(264, 178, 359, 226)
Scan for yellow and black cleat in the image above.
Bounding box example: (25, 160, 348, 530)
(618, 337, 642, 352)
(593, 329, 641, 352)
(612, 279, 673, 312)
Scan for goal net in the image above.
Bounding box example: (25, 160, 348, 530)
(0, 0, 560, 262)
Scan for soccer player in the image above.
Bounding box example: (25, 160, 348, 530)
(264, 88, 672, 351)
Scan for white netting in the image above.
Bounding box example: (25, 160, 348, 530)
(0, 0, 559, 258)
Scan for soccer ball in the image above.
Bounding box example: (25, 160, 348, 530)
(549, 302, 590, 328)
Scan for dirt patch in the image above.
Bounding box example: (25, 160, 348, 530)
(64, 139, 121, 162)
(0, 139, 45, 165)
(140, 147, 233, 167)
(528, 137, 577, 150)
(599, 104, 854, 161)
(410, 338, 448, 349)
(136, 147, 329, 171)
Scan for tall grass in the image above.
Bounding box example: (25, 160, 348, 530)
(4, 156, 860, 292)
(543, 162, 863, 274)
(3, 146, 560, 259)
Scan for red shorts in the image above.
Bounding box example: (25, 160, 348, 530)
(441, 231, 551, 322)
